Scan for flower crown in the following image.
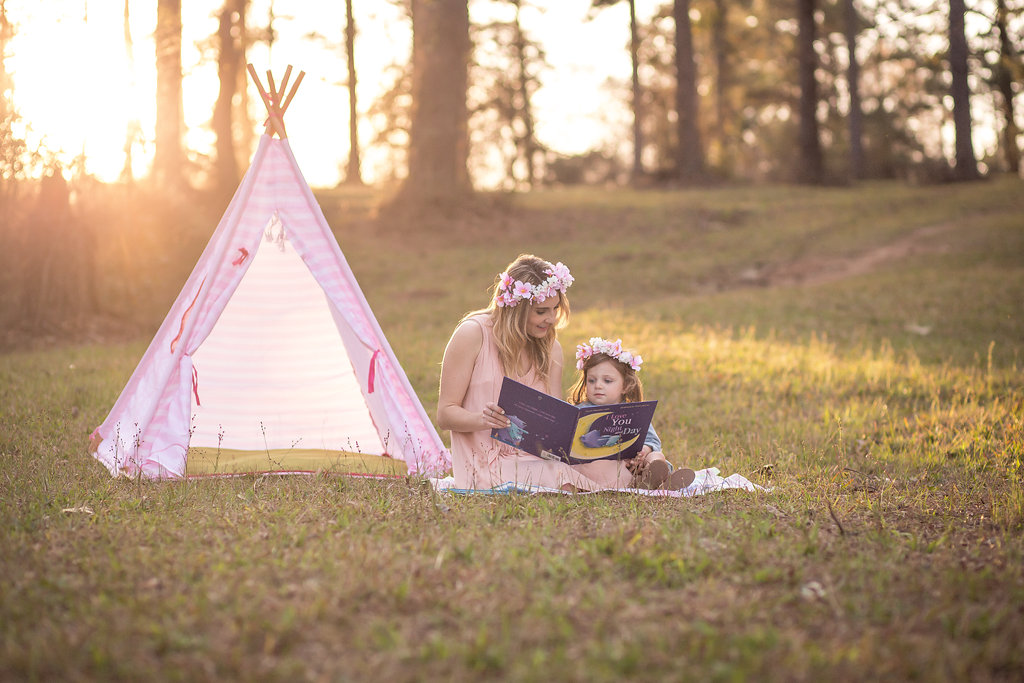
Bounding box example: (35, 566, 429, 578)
(495, 261, 574, 308)
(576, 337, 643, 372)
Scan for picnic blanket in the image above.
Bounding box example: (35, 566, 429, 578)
(432, 467, 766, 497)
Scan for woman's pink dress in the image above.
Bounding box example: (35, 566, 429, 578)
(450, 314, 632, 491)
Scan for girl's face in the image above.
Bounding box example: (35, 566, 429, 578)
(525, 299, 559, 338)
(585, 359, 625, 405)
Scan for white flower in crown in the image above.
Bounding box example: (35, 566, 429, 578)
(575, 337, 643, 372)
(494, 261, 574, 308)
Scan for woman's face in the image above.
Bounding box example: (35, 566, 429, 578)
(525, 298, 559, 338)
(585, 359, 626, 405)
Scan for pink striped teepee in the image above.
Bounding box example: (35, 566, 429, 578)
(89, 67, 450, 479)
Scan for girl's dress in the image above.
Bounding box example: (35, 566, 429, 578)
(450, 314, 632, 491)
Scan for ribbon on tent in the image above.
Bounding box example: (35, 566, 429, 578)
(191, 364, 201, 406)
(171, 277, 206, 354)
(368, 349, 382, 394)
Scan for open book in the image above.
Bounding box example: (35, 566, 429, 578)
(490, 377, 657, 464)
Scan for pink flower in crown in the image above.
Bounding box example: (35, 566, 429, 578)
(575, 343, 593, 370)
(605, 339, 623, 358)
(513, 280, 534, 300)
(501, 291, 516, 307)
(629, 354, 643, 371)
(498, 271, 514, 292)
(550, 262, 573, 286)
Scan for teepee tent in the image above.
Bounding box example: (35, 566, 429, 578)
(89, 66, 450, 479)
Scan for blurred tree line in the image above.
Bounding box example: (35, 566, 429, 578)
(0, 0, 1022, 335)
(1, 0, 1021, 201)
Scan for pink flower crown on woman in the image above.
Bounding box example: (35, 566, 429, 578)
(575, 337, 643, 372)
(495, 261, 574, 308)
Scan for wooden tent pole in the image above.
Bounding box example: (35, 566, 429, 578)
(278, 65, 294, 97)
(247, 63, 289, 139)
(265, 70, 277, 102)
(280, 71, 306, 117)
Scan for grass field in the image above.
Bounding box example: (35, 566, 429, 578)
(1, 176, 1022, 681)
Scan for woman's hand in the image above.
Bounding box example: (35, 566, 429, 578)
(482, 402, 511, 430)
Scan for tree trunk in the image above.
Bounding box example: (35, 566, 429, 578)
(213, 0, 245, 195)
(513, 0, 538, 188)
(343, 0, 363, 185)
(796, 0, 823, 183)
(234, 1, 253, 168)
(398, 0, 471, 203)
(710, 0, 730, 174)
(948, 0, 979, 180)
(673, 0, 704, 181)
(994, 0, 1020, 175)
(153, 0, 185, 189)
(628, 0, 643, 182)
(844, 0, 865, 180)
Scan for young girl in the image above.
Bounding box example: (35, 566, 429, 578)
(569, 338, 695, 491)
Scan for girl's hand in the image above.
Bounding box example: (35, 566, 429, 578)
(633, 446, 654, 468)
(482, 402, 511, 430)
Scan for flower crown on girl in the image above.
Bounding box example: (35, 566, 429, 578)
(495, 261, 574, 308)
(575, 337, 643, 372)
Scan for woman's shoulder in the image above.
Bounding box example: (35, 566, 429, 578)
(464, 311, 493, 327)
(456, 312, 492, 335)
(448, 313, 488, 351)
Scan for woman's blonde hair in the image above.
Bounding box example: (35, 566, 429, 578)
(462, 254, 571, 384)
(569, 353, 644, 404)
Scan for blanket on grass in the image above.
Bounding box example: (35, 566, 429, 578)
(432, 467, 765, 497)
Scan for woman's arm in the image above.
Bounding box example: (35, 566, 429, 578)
(546, 338, 564, 397)
(437, 320, 509, 433)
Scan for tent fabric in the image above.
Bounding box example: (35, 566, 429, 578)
(91, 135, 451, 479)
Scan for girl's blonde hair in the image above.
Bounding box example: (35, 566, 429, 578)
(569, 353, 644, 404)
(462, 254, 571, 384)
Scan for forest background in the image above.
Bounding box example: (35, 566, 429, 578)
(1, 0, 1022, 337)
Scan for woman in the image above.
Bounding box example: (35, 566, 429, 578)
(437, 254, 632, 491)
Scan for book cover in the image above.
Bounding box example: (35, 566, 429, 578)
(490, 377, 657, 464)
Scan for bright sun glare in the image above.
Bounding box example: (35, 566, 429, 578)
(6, 1, 424, 185)
(9, 3, 154, 181)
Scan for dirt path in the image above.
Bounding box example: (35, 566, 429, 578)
(737, 221, 957, 289)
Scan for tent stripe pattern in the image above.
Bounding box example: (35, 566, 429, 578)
(90, 135, 451, 479)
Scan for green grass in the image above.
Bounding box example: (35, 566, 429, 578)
(2, 176, 1023, 680)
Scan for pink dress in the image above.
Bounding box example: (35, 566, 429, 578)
(450, 314, 632, 491)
